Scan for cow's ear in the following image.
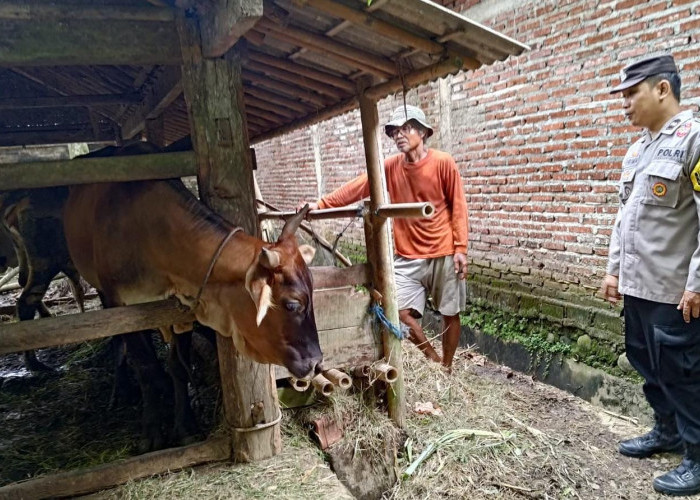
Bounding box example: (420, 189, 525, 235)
(298, 244, 316, 264)
(246, 254, 274, 326)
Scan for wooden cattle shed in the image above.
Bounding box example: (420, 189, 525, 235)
(0, 0, 528, 496)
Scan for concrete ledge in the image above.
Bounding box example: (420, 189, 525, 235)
(460, 326, 651, 425)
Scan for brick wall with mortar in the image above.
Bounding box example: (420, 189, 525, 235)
(254, 0, 700, 346)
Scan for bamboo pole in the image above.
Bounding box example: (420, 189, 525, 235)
(376, 202, 434, 219)
(0, 437, 230, 500)
(311, 373, 335, 396)
(256, 199, 353, 267)
(370, 362, 399, 383)
(247, 51, 356, 92)
(358, 87, 405, 427)
(0, 299, 195, 356)
(323, 368, 352, 390)
(258, 205, 363, 221)
(289, 377, 311, 392)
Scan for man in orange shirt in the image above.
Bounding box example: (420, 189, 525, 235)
(302, 105, 469, 370)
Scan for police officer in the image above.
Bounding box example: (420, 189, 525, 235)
(602, 54, 700, 496)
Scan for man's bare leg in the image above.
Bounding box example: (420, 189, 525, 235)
(399, 309, 441, 363)
(442, 314, 462, 370)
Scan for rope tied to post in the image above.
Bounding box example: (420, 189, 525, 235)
(369, 302, 404, 340)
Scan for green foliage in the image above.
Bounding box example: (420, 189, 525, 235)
(460, 299, 630, 379)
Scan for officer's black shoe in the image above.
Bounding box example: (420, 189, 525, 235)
(653, 456, 700, 496)
(619, 415, 683, 458)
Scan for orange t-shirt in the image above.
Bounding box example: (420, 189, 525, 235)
(318, 149, 468, 259)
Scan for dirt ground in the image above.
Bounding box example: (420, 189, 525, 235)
(0, 280, 698, 499)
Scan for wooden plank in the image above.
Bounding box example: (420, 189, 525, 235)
(275, 325, 381, 379)
(0, 437, 230, 500)
(200, 0, 263, 58)
(0, 151, 196, 190)
(0, 299, 195, 356)
(178, 10, 281, 463)
(313, 286, 370, 331)
(120, 66, 183, 140)
(310, 264, 369, 289)
(0, 128, 117, 148)
(0, 93, 141, 109)
(0, 3, 175, 22)
(0, 19, 181, 66)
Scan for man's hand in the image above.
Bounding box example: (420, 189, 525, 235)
(296, 201, 319, 212)
(677, 290, 700, 323)
(453, 252, 468, 280)
(601, 274, 621, 305)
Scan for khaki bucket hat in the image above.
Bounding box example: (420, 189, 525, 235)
(384, 105, 434, 138)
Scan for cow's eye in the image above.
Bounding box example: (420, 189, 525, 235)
(285, 300, 303, 313)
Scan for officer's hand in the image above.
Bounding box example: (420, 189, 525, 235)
(677, 290, 700, 323)
(601, 274, 621, 305)
(453, 253, 468, 280)
(296, 201, 319, 212)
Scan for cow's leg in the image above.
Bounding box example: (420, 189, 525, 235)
(17, 270, 54, 373)
(168, 330, 201, 444)
(123, 331, 174, 452)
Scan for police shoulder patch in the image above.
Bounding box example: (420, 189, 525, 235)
(692, 158, 700, 192)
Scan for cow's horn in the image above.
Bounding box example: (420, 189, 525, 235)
(280, 204, 309, 240)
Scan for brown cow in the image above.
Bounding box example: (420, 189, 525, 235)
(63, 144, 323, 448)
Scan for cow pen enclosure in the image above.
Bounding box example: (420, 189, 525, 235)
(0, 0, 527, 496)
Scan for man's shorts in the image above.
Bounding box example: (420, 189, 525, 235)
(394, 255, 466, 317)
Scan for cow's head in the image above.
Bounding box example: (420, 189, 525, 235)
(200, 205, 323, 378)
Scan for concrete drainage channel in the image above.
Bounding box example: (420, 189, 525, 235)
(458, 325, 652, 426)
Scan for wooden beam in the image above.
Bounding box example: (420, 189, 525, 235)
(246, 60, 345, 99)
(0, 299, 194, 355)
(358, 83, 405, 427)
(365, 55, 480, 100)
(0, 151, 196, 190)
(251, 97, 357, 144)
(244, 95, 299, 120)
(0, 3, 175, 21)
(310, 264, 369, 289)
(178, 11, 281, 463)
(246, 114, 276, 129)
(200, 0, 263, 58)
(0, 437, 230, 499)
(258, 18, 395, 77)
(247, 51, 355, 93)
(294, 0, 445, 55)
(0, 19, 181, 66)
(242, 70, 330, 107)
(0, 93, 141, 109)
(246, 105, 286, 125)
(0, 127, 117, 148)
(120, 66, 183, 140)
(244, 86, 312, 114)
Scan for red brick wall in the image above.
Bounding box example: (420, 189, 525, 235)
(254, 0, 700, 318)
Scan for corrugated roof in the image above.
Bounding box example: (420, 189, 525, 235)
(0, 0, 529, 147)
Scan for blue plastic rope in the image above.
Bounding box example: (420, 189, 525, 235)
(369, 303, 404, 340)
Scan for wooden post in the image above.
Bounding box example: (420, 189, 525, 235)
(177, 10, 281, 462)
(358, 88, 406, 428)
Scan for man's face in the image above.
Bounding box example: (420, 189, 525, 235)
(621, 80, 660, 129)
(388, 121, 424, 153)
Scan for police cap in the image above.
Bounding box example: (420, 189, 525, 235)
(610, 54, 678, 94)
